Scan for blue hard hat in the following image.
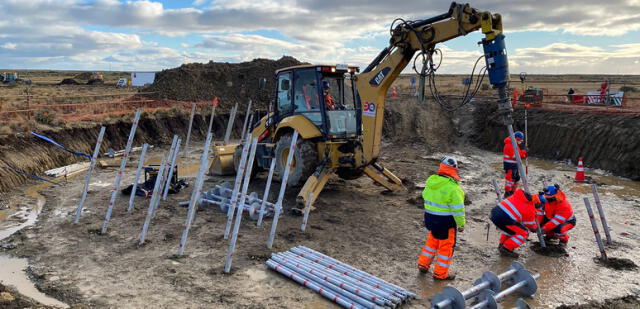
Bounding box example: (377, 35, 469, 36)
(543, 185, 558, 196)
(322, 80, 330, 89)
(514, 131, 524, 140)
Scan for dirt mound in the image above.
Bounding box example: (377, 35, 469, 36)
(144, 56, 304, 108)
(74, 72, 93, 80)
(557, 295, 640, 309)
(472, 104, 640, 180)
(594, 256, 638, 270)
(59, 78, 80, 85)
(86, 79, 104, 85)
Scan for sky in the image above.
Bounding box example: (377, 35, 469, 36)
(1, 0, 639, 74)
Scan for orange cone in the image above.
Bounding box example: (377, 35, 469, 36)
(575, 157, 586, 182)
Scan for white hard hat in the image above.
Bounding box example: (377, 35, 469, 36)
(441, 156, 458, 168)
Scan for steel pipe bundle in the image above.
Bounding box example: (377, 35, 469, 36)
(267, 247, 414, 309)
(431, 262, 529, 309)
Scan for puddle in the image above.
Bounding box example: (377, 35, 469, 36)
(0, 255, 68, 308)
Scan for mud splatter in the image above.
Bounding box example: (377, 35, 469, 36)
(531, 241, 569, 257)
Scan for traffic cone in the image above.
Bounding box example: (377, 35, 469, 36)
(392, 86, 397, 98)
(575, 157, 586, 182)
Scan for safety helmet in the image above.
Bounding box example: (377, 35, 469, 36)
(543, 185, 559, 197)
(514, 131, 524, 140)
(441, 156, 458, 168)
(322, 80, 330, 90)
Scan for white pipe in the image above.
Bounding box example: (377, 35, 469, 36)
(591, 184, 612, 245)
(101, 109, 141, 234)
(162, 137, 181, 200)
(74, 126, 106, 223)
(127, 143, 149, 212)
(183, 103, 196, 157)
(139, 153, 167, 244)
(240, 100, 252, 140)
(267, 131, 299, 248)
(223, 134, 252, 239)
(224, 137, 259, 273)
(224, 103, 238, 145)
(257, 158, 277, 226)
(176, 132, 213, 255)
(583, 197, 608, 260)
(301, 192, 313, 231)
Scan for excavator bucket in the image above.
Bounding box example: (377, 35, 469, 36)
(209, 143, 239, 175)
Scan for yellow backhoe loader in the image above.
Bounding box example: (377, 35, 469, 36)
(211, 2, 513, 209)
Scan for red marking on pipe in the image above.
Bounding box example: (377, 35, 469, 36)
(303, 280, 308, 286)
(319, 288, 324, 293)
(333, 296, 338, 302)
(339, 283, 344, 288)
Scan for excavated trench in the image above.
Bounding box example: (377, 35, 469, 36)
(472, 104, 640, 180)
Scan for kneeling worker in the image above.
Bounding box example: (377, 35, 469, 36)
(417, 157, 465, 280)
(490, 188, 545, 257)
(540, 185, 576, 245)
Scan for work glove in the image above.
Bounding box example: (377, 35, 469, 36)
(457, 227, 464, 233)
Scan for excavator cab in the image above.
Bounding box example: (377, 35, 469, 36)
(273, 65, 361, 140)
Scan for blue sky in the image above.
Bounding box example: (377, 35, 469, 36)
(1, 0, 639, 74)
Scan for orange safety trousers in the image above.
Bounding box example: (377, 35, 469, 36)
(417, 228, 455, 279)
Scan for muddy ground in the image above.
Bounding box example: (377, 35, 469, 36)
(1, 136, 639, 308)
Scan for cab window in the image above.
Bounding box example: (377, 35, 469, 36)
(293, 69, 322, 125)
(277, 72, 292, 114)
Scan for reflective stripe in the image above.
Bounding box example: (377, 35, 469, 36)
(424, 200, 464, 210)
(550, 218, 561, 225)
(522, 221, 536, 225)
(536, 211, 544, 215)
(436, 254, 451, 261)
(503, 159, 517, 163)
(511, 236, 523, 245)
(498, 204, 517, 221)
(503, 200, 522, 220)
(424, 246, 436, 253)
(421, 251, 434, 258)
(577, 168, 584, 171)
(435, 261, 449, 268)
(554, 215, 566, 221)
(424, 209, 463, 217)
(516, 235, 526, 241)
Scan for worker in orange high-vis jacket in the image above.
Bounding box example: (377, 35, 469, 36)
(539, 184, 576, 245)
(417, 157, 465, 280)
(490, 188, 545, 258)
(503, 131, 527, 198)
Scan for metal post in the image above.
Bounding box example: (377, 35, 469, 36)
(176, 132, 213, 256)
(223, 103, 238, 145)
(276, 252, 402, 305)
(266, 260, 366, 309)
(267, 131, 299, 248)
(224, 137, 259, 273)
(162, 137, 181, 200)
(240, 100, 252, 140)
(583, 197, 608, 260)
(301, 192, 313, 231)
(74, 126, 106, 223)
(223, 134, 252, 239)
(207, 104, 216, 135)
(506, 124, 545, 248)
(491, 179, 501, 203)
(176, 132, 214, 256)
(591, 184, 612, 245)
(524, 108, 528, 175)
(183, 103, 196, 157)
(139, 153, 167, 244)
(153, 139, 178, 217)
(291, 246, 414, 298)
(257, 158, 276, 226)
(269, 255, 379, 308)
(101, 109, 141, 234)
(127, 143, 149, 212)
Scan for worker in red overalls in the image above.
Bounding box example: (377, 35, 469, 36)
(322, 80, 337, 110)
(503, 131, 527, 198)
(538, 185, 576, 245)
(490, 188, 546, 257)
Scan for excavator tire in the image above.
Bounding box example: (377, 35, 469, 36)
(275, 133, 317, 186)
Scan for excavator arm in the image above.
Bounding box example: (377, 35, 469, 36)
(355, 2, 510, 165)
